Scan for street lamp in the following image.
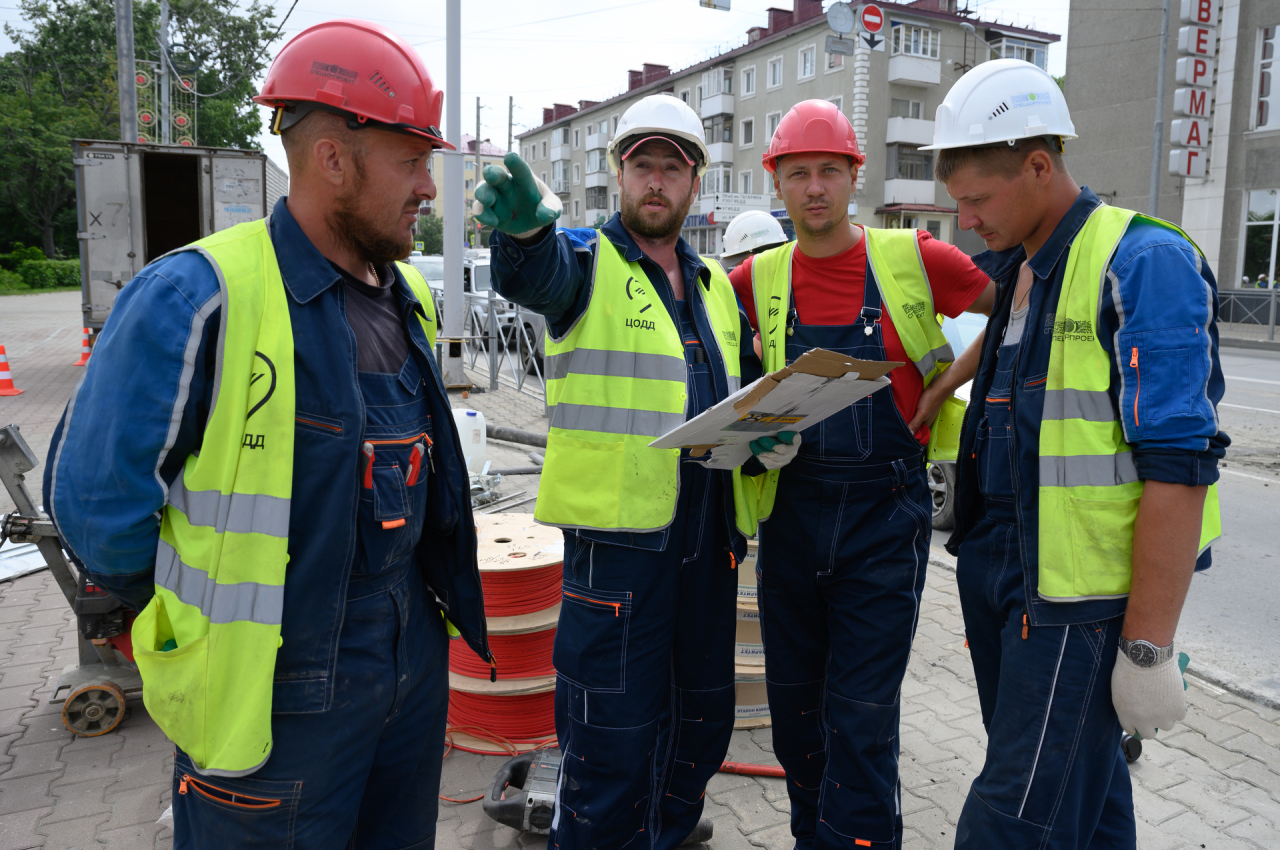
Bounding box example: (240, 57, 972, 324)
(952, 21, 999, 74)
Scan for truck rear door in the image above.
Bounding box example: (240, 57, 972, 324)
(209, 155, 266, 232)
(76, 143, 142, 328)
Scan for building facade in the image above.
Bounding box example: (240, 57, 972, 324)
(427, 134, 508, 244)
(515, 0, 1058, 256)
(1065, 0, 1280, 288)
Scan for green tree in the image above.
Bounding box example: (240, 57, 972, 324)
(417, 214, 444, 255)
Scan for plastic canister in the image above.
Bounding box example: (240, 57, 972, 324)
(452, 408, 488, 472)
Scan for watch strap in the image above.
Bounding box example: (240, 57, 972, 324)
(1119, 637, 1175, 666)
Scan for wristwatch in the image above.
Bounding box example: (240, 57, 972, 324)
(1119, 637, 1175, 668)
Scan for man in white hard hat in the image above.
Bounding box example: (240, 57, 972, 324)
(473, 93, 762, 850)
(719, 208, 788, 271)
(927, 59, 1228, 848)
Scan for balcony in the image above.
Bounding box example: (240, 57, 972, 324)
(550, 143, 570, 162)
(585, 170, 611, 189)
(552, 178, 571, 195)
(886, 117, 936, 146)
(888, 55, 940, 87)
(883, 179, 937, 206)
(699, 92, 734, 119)
(585, 130, 607, 150)
(706, 142, 734, 164)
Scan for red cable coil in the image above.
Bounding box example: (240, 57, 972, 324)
(450, 627, 556, 678)
(447, 690, 557, 743)
(479, 563, 563, 617)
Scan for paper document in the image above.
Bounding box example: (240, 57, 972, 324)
(649, 348, 902, 469)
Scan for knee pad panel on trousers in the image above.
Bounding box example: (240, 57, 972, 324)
(556, 715, 659, 850)
(554, 579, 634, 693)
(817, 691, 900, 846)
(765, 679, 826, 791)
(171, 752, 303, 848)
(664, 684, 736, 805)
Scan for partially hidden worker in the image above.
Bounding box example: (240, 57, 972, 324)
(927, 59, 1228, 849)
(473, 93, 762, 850)
(43, 19, 490, 848)
(730, 99, 994, 850)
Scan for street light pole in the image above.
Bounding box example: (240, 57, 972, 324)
(1148, 0, 1172, 216)
(441, 0, 468, 387)
(159, 0, 171, 145)
(114, 0, 137, 143)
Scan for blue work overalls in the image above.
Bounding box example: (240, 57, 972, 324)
(757, 268, 931, 850)
(172, 300, 451, 849)
(551, 297, 740, 850)
(954, 324, 1135, 850)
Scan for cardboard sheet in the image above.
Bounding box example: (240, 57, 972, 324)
(649, 348, 902, 469)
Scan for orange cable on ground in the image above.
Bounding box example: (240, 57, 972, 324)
(448, 691, 558, 744)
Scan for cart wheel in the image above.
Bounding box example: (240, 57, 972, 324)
(62, 681, 127, 737)
(1121, 732, 1142, 763)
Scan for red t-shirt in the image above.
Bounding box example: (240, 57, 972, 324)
(729, 229, 990, 446)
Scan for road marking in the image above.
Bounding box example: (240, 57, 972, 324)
(1220, 402, 1280, 415)
(1221, 468, 1279, 484)
(1225, 375, 1280, 386)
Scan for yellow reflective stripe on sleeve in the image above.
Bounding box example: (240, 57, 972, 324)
(914, 341, 956, 379)
(155, 541, 285, 626)
(168, 477, 290, 538)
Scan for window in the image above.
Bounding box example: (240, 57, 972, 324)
(587, 150, 607, 174)
(827, 51, 844, 70)
(702, 66, 733, 97)
(887, 144, 933, 181)
(926, 220, 942, 240)
(799, 46, 816, 79)
(600, 120, 609, 136)
(891, 24, 941, 60)
(1244, 189, 1279, 287)
(739, 170, 753, 194)
(990, 37, 1047, 70)
(573, 198, 581, 220)
(573, 162, 581, 184)
(552, 161, 566, 184)
(695, 84, 703, 111)
(611, 192, 619, 213)
(768, 56, 783, 89)
(573, 129, 580, 148)
(465, 161, 473, 171)
(541, 141, 547, 158)
(465, 179, 473, 190)
(891, 98, 923, 119)
(741, 66, 755, 96)
(585, 186, 608, 211)
(612, 115, 619, 134)
(828, 96, 843, 113)
(700, 164, 732, 198)
(680, 88, 691, 104)
(766, 111, 782, 141)
(541, 171, 548, 185)
(703, 116, 732, 144)
(740, 118, 754, 147)
(1255, 26, 1277, 130)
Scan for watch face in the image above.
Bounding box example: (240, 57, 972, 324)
(1128, 641, 1158, 667)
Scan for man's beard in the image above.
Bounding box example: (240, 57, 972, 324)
(793, 200, 842, 240)
(620, 187, 696, 240)
(327, 156, 415, 266)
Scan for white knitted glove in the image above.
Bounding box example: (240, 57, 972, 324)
(1111, 649, 1187, 739)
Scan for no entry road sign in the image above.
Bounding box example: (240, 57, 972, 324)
(859, 3, 885, 34)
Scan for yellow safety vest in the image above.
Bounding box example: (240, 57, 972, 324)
(131, 219, 436, 776)
(1038, 204, 1222, 601)
(749, 228, 955, 520)
(536, 233, 759, 536)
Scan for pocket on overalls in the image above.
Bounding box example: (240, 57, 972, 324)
(552, 579, 632, 693)
(174, 751, 301, 848)
(810, 397, 872, 461)
(976, 404, 1013, 500)
(360, 428, 433, 564)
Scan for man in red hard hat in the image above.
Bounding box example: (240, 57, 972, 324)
(43, 18, 490, 848)
(728, 99, 994, 850)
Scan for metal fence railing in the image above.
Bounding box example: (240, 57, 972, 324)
(1219, 289, 1277, 341)
(433, 290, 547, 399)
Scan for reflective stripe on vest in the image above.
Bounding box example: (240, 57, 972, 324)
(131, 218, 295, 778)
(748, 229, 950, 520)
(1038, 204, 1223, 602)
(536, 233, 758, 536)
(395, 261, 439, 348)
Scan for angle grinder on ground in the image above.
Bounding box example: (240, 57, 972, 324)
(482, 750, 714, 844)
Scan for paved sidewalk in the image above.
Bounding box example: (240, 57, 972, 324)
(3, 291, 1280, 848)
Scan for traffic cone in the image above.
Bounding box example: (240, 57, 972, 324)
(73, 328, 91, 366)
(0, 345, 23, 396)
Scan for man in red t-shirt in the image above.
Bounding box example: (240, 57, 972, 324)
(739, 100, 993, 850)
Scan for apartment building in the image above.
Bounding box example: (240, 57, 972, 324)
(425, 134, 508, 226)
(1064, 0, 1279, 288)
(515, 0, 1058, 256)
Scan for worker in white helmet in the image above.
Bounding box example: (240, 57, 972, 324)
(719, 208, 788, 271)
(472, 93, 763, 850)
(927, 59, 1228, 848)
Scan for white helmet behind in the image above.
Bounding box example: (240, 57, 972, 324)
(922, 58, 1076, 151)
(607, 94, 711, 177)
(721, 210, 787, 260)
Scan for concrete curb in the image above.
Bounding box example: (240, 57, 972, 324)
(925, 547, 1280, 713)
(1220, 335, 1280, 353)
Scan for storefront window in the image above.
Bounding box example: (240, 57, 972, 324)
(1243, 189, 1279, 287)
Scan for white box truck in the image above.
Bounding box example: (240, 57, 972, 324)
(73, 139, 288, 329)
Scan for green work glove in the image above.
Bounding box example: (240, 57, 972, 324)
(472, 152, 562, 238)
(749, 431, 801, 470)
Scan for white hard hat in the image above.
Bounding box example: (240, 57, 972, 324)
(721, 210, 787, 260)
(607, 94, 711, 177)
(922, 59, 1076, 151)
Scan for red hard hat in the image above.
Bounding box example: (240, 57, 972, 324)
(253, 18, 454, 150)
(762, 99, 865, 173)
